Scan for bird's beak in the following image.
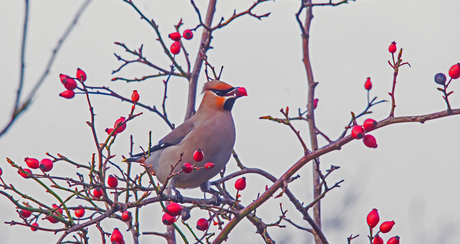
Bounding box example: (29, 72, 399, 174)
(234, 87, 248, 97)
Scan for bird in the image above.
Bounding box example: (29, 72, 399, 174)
(125, 80, 247, 200)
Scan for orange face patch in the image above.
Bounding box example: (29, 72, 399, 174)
(214, 96, 227, 110)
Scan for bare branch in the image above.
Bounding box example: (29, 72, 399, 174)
(0, 0, 92, 138)
(212, 0, 271, 30)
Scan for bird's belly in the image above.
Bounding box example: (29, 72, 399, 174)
(154, 129, 235, 188)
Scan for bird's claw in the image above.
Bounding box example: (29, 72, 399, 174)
(210, 194, 222, 206)
(200, 181, 222, 206)
(172, 187, 184, 203)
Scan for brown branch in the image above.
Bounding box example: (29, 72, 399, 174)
(347, 234, 359, 244)
(122, 0, 186, 76)
(184, 0, 216, 120)
(82, 85, 174, 130)
(15, 0, 29, 111)
(298, 1, 324, 243)
(304, 0, 354, 7)
(212, 0, 270, 30)
(281, 108, 309, 153)
(316, 127, 332, 143)
(190, 0, 211, 31)
(212, 108, 460, 244)
(5, 220, 65, 232)
(284, 218, 313, 233)
(111, 43, 182, 80)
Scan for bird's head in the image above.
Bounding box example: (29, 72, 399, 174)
(200, 80, 247, 111)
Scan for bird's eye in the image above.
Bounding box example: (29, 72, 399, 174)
(211, 88, 234, 97)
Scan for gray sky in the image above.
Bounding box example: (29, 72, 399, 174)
(1, 0, 459, 243)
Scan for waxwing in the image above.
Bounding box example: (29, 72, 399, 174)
(126, 80, 247, 192)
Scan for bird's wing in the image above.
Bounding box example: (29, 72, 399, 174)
(124, 120, 195, 161)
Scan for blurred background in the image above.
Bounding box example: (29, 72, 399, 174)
(1, 0, 459, 243)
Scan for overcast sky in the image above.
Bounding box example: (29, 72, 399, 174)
(1, 0, 460, 243)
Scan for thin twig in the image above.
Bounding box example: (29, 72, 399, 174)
(0, 0, 92, 137)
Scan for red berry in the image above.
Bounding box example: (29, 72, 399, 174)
(48, 216, 59, 223)
(105, 128, 114, 135)
(387, 236, 400, 244)
(52, 204, 63, 215)
(18, 167, 32, 178)
(31, 222, 39, 231)
(59, 74, 69, 82)
(122, 211, 132, 221)
(165, 203, 183, 216)
(107, 175, 118, 188)
(235, 87, 247, 97)
(111, 228, 124, 244)
(193, 149, 204, 162)
(388, 41, 397, 54)
(75, 205, 85, 218)
(204, 162, 214, 169)
(0, 167, 2, 176)
(196, 218, 209, 231)
(363, 119, 378, 132)
(162, 212, 175, 225)
(93, 187, 103, 198)
(365, 77, 372, 90)
(169, 32, 181, 41)
(380, 220, 395, 233)
(448, 63, 460, 79)
(235, 177, 246, 191)
(363, 134, 378, 148)
(314, 98, 318, 109)
(25, 157, 40, 169)
(60, 90, 75, 99)
(76, 68, 87, 82)
(351, 125, 365, 139)
(170, 41, 181, 55)
(131, 90, 140, 103)
(62, 77, 77, 90)
(183, 29, 193, 40)
(182, 163, 193, 173)
(39, 158, 53, 172)
(367, 208, 380, 228)
(20, 209, 32, 218)
(373, 234, 384, 244)
(114, 117, 126, 134)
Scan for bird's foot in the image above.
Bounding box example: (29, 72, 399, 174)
(171, 187, 184, 203)
(200, 181, 222, 206)
(210, 193, 222, 206)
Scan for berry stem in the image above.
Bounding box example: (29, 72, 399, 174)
(389, 65, 399, 117)
(441, 81, 453, 114)
(388, 48, 410, 118)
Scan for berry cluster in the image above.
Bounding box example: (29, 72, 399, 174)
(6, 154, 132, 231)
(168, 29, 194, 55)
(367, 209, 400, 244)
(59, 68, 86, 99)
(351, 118, 378, 148)
(181, 149, 215, 174)
(18, 157, 55, 179)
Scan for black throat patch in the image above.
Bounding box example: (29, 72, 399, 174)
(223, 98, 237, 111)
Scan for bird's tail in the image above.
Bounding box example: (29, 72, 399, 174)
(122, 154, 146, 164)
